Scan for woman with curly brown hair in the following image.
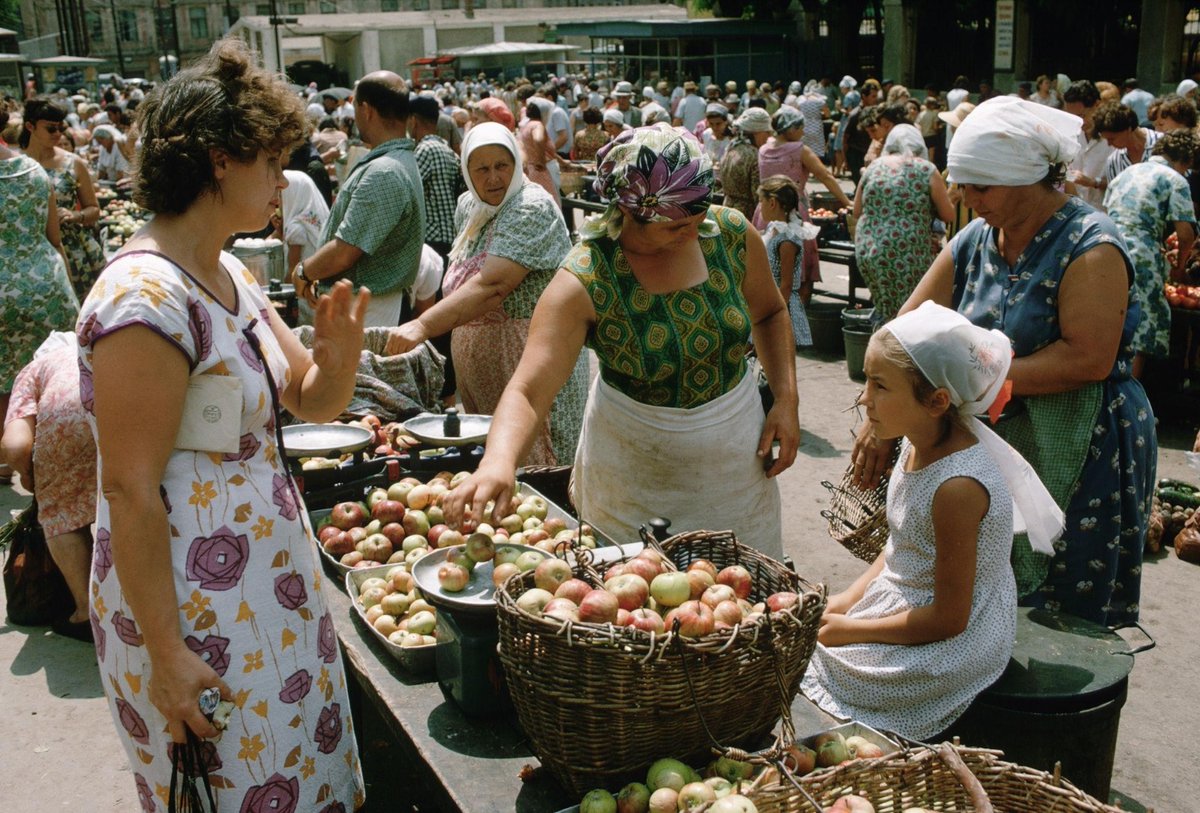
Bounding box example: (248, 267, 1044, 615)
(76, 39, 368, 812)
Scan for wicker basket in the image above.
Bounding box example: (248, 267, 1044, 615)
(495, 530, 826, 796)
(820, 443, 899, 562)
(743, 742, 1125, 813)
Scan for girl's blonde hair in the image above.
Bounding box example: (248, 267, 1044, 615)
(871, 329, 970, 436)
(757, 174, 801, 215)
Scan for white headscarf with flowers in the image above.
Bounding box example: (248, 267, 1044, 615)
(884, 302, 1064, 554)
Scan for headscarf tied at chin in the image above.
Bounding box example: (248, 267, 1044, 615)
(883, 301, 1064, 555)
(591, 122, 714, 224)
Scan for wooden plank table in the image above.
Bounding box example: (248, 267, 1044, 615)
(325, 568, 838, 812)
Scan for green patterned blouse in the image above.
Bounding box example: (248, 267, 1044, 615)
(566, 205, 752, 408)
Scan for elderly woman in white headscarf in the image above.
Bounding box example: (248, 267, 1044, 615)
(385, 122, 587, 465)
(856, 97, 1154, 627)
(852, 123, 954, 324)
(92, 124, 130, 182)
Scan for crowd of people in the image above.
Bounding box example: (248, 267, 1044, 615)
(4, 38, 1200, 811)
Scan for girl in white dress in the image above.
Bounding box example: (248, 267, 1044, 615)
(802, 302, 1063, 739)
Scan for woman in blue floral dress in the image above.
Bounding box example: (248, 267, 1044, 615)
(77, 41, 367, 812)
(866, 97, 1156, 626)
(0, 123, 77, 481)
(1103, 131, 1198, 378)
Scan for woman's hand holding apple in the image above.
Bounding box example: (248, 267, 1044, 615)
(441, 459, 516, 530)
(147, 642, 233, 743)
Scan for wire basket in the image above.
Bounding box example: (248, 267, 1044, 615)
(743, 741, 1125, 813)
(820, 443, 899, 562)
(494, 529, 826, 796)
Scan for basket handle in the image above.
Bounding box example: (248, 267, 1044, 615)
(931, 743, 994, 813)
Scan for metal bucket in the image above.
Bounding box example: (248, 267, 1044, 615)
(941, 607, 1152, 801)
(841, 308, 874, 382)
(230, 238, 285, 286)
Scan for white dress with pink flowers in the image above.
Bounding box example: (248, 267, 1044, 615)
(77, 250, 364, 813)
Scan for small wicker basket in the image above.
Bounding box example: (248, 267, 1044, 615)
(495, 530, 826, 796)
(820, 443, 899, 562)
(742, 741, 1125, 813)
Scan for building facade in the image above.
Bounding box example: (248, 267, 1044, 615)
(18, 0, 665, 79)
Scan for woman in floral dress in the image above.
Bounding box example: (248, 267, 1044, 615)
(77, 40, 367, 812)
(22, 96, 106, 300)
(853, 125, 954, 324)
(0, 117, 76, 484)
(386, 122, 588, 466)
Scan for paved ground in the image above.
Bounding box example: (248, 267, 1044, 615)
(2, 261, 1198, 812)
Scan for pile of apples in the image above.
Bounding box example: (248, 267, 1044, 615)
(317, 473, 593, 571)
(511, 548, 801, 637)
(100, 198, 151, 251)
(579, 756, 763, 813)
(436, 533, 551, 594)
(353, 565, 438, 649)
(299, 413, 421, 470)
(810, 207, 848, 219)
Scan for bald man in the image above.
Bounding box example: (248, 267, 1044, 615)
(294, 71, 427, 327)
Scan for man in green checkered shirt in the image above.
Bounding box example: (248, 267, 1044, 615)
(292, 71, 426, 327)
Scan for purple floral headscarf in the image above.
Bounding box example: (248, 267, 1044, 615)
(591, 123, 714, 227)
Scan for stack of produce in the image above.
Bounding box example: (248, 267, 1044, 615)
(98, 198, 151, 253)
(351, 565, 437, 650)
(495, 530, 825, 796)
(1148, 478, 1198, 558)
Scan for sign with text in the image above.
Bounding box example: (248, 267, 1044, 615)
(994, 0, 1015, 71)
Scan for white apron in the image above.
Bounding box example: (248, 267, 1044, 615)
(570, 368, 783, 560)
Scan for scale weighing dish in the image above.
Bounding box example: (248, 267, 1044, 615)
(410, 543, 545, 615)
(281, 423, 373, 458)
(403, 412, 491, 447)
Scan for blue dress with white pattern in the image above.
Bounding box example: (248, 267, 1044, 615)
(948, 196, 1155, 625)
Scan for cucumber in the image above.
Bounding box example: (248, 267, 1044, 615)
(1157, 478, 1197, 493)
(1157, 488, 1200, 509)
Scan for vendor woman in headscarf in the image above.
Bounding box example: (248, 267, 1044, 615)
(443, 123, 800, 559)
(385, 122, 588, 466)
(853, 97, 1155, 626)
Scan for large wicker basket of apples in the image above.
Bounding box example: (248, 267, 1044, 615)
(494, 529, 825, 797)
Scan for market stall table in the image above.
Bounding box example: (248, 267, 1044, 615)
(322, 559, 840, 812)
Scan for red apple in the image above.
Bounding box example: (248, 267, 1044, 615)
(542, 597, 579, 622)
(604, 563, 626, 581)
(322, 530, 355, 556)
(713, 600, 743, 627)
(465, 532, 496, 562)
(318, 525, 341, 544)
(542, 517, 568, 536)
(371, 499, 406, 524)
(390, 569, 414, 593)
(578, 589, 619, 624)
(616, 608, 632, 626)
(686, 569, 715, 600)
(627, 607, 665, 634)
(701, 584, 738, 609)
(438, 529, 465, 550)
(604, 573, 650, 612)
(636, 548, 668, 568)
(766, 591, 799, 613)
(427, 524, 449, 547)
(687, 559, 718, 580)
(340, 550, 364, 567)
(534, 558, 573, 593)
(492, 562, 521, 588)
(347, 526, 368, 545)
(380, 522, 406, 548)
(664, 600, 715, 637)
(623, 556, 661, 584)
(360, 533, 393, 564)
(402, 509, 430, 538)
(554, 578, 592, 606)
(716, 565, 753, 600)
(330, 501, 367, 530)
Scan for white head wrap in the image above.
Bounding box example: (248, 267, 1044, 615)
(839, 75, 858, 90)
(946, 96, 1083, 187)
(883, 302, 1064, 554)
(734, 107, 773, 133)
(92, 124, 124, 143)
(1177, 78, 1199, 98)
(449, 122, 526, 263)
(602, 108, 625, 127)
(280, 170, 330, 261)
(882, 123, 928, 159)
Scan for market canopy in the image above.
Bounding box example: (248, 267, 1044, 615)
(436, 42, 580, 58)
